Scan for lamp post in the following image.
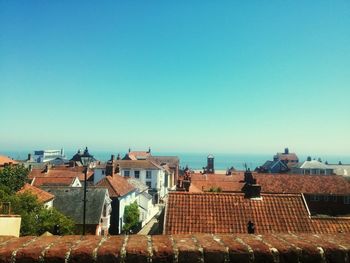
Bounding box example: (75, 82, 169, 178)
(81, 147, 93, 235)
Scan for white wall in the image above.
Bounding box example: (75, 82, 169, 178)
(93, 168, 106, 184)
(121, 168, 167, 198)
(118, 191, 137, 234)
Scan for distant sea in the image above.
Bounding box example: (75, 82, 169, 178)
(2, 150, 350, 171)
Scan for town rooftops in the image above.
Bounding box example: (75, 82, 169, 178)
(29, 166, 93, 181)
(17, 183, 54, 203)
(116, 160, 164, 170)
(31, 176, 79, 187)
(165, 192, 314, 234)
(295, 160, 332, 170)
(96, 175, 135, 198)
(0, 155, 18, 166)
(123, 150, 151, 160)
(165, 192, 350, 235)
(127, 177, 149, 193)
(190, 172, 350, 195)
(42, 187, 110, 225)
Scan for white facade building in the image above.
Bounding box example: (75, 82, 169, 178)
(33, 149, 66, 163)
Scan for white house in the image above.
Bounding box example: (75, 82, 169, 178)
(127, 177, 159, 227)
(291, 160, 334, 175)
(117, 160, 172, 202)
(96, 174, 138, 234)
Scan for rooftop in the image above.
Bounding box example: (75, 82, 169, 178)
(190, 172, 350, 195)
(17, 183, 54, 203)
(165, 192, 350, 235)
(96, 175, 135, 197)
(31, 176, 78, 187)
(0, 155, 18, 166)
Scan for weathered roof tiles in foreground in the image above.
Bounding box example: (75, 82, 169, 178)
(165, 192, 350, 234)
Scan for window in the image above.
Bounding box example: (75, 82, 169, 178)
(311, 195, 320, 201)
(323, 195, 329, 202)
(124, 170, 130, 177)
(333, 196, 337, 202)
(146, 181, 152, 188)
(102, 170, 105, 175)
(134, 170, 140, 179)
(344, 196, 350, 204)
(146, 171, 152, 179)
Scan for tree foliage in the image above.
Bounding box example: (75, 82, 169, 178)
(0, 165, 29, 193)
(123, 201, 140, 233)
(0, 187, 75, 236)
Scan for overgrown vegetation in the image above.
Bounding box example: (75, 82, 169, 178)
(0, 165, 75, 235)
(208, 186, 222, 192)
(123, 201, 140, 233)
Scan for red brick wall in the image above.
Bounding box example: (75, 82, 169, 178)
(1, 233, 349, 262)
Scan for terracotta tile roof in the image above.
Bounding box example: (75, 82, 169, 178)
(116, 160, 163, 170)
(165, 192, 314, 234)
(17, 183, 54, 203)
(123, 151, 151, 160)
(0, 155, 18, 166)
(29, 167, 93, 181)
(31, 177, 77, 187)
(190, 172, 350, 195)
(312, 217, 350, 234)
(96, 175, 135, 198)
(165, 192, 350, 235)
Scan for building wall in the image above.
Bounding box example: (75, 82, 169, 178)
(305, 194, 350, 216)
(118, 191, 137, 234)
(0, 215, 21, 237)
(121, 168, 167, 198)
(93, 168, 106, 184)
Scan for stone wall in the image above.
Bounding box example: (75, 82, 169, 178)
(0, 233, 349, 262)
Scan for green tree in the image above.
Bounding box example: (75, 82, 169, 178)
(123, 201, 140, 233)
(0, 186, 75, 236)
(0, 165, 29, 193)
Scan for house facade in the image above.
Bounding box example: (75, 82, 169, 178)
(96, 174, 138, 234)
(291, 160, 334, 175)
(43, 187, 112, 236)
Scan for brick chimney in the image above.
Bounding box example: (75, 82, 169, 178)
(242, 169, 261, 198)
(44, 165, 49, 174)
(27, 153, 32, 162)
(284, 148, 289, 154)
(106, 155, 115, 177)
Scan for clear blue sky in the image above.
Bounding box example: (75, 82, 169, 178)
(0, 1, 349, 155)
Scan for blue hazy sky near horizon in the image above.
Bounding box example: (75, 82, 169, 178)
(0, 1, 349, 155)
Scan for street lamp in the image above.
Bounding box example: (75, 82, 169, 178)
(81, 147, 93, 235)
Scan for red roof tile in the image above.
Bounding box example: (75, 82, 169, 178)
(165, 192, 314, 234)
(31, 177, 77, 187)
(190, 172, 350, 195)
(96, 175, 135, 197)
(0, 155, 18, 166)
(165, 192, 350, 235)
(17, 183, 54, 203)
(29, 167, 93, 181)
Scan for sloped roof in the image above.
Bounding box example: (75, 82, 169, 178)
(149, 156, 179, 167)
(0, 155, 18, 166)
(123, 151, 151, 160)
(275, 152, 299, 162)
(96, 175, 135, 198)
(165, 192, 314, 234)
(29, 166, 93, 181)
(296, 160, 331, 169)
(17, 183, 54, 203)
(190, 172, 350, 195)
(42, 187, 109, 225)
(32, 176, 78, 187)
(116, 160, 163, 170)
(312, 217, 350, 234)
(127, 177, 149, 193)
